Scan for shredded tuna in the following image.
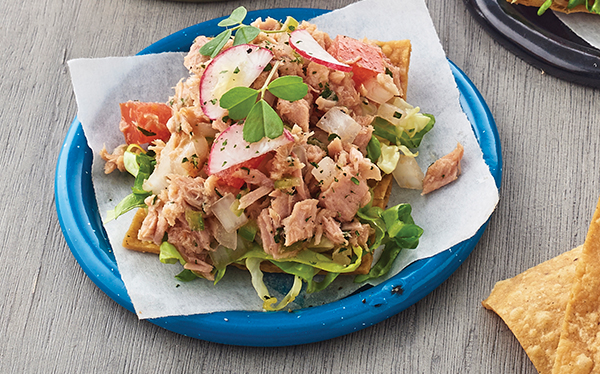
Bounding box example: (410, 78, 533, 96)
(282, 199, 318, 246)
(239, 185, 273, 210)
(257, 208, 282, 258)
(342, 220, 372, 248)
(315, 209, 347, 246)
(99, 144, 127, 174)
(231, 167, 273, 188)
(184, 36, 211, 74)
(318, 169, 370, 222)
(267, 145, 303, 180)
(277, 98, 311, 131)
(422, 143, 464, 195)
(268, 189, 294, 227)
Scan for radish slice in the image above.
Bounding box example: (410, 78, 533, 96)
(200, 44, 273, 120)
(289, 30, 351, 72)
(207, 123, 294, 175)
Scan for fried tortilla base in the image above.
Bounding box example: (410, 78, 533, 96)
(375, 39, 411, 99)
(507, 0, 592, 14)
(122, 208, 160, 254)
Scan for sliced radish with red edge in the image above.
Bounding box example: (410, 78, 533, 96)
(289, 30, 351, 72)
(207, 123, 294, 175)
(200, 44, 273, 120)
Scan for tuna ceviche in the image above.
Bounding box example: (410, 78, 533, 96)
(100, 7, 464, 311)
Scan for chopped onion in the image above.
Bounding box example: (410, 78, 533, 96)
(392, 155, 424, 190)
(316, 107, 362, 144)
(311, 156, 337, 188)
(211, 193, 248, 233)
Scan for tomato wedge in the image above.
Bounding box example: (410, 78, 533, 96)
(328, 35, 385, 86)
(214, 155, 266, 189)
(119, 101, 172, 145)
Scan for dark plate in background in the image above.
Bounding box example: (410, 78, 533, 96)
(465, 0, 600, 87)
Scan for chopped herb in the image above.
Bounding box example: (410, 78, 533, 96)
(136, 126, 157, 137)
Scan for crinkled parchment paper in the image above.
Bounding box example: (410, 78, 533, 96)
(555, 11, 600, 50)
(68, 0, 499, 319)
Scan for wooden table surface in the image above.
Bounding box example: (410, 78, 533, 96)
(3, 0, 600, 372)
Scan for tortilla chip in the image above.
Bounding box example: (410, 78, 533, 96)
(122, 208, 160, 254)
(375, 39, 411, 99)
(552, 198, 600, 374)
(482, 245, 583, 374)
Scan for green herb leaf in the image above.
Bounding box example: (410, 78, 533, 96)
(199, 29, 232, 58)
(267, 75, 308, 101)
(243, 99, 283, 142)
(354, 203, 423, 283)
(233, 25, 261, 46)
(243, 103, 265, 143)
(261, 102, 285, 139)
(219, 6, 247, 26)
(219, 86, 259, 120)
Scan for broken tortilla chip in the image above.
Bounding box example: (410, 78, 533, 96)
(552, 198, 600, 374)
(482, 246, 583, 374)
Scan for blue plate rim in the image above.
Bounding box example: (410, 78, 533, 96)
(55, 8, 502, 347)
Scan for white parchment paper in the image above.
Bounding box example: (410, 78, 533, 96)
(555, 11, 600, 49)
(68, 0, 499, 319)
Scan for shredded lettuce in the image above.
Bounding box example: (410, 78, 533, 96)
(239, 245, 363, 274)
(270, 261, 340, 294)
(356, 204, 387, 251)
(175, 269, 199, 282)
(105, 149, 156, 223)
(377, 142, 400, 174)
(372, 114, 434, 150)
(354, 203, 423, 283)
(366, 135, 382, 163)
(159, 242, 185, 265)
(246, 257, 304, 311)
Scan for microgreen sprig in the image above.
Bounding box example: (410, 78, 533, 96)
(219, 61, 308, 143)
(199, 6, 299, 58)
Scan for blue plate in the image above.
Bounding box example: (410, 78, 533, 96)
(55, 8, 502, 347)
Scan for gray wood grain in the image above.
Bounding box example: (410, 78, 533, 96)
(2, 0, 599, 372)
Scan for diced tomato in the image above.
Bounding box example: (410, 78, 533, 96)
(214, 155, 267, 189)
(119, 101, 172, 145)
(328, 35, 385, 85)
